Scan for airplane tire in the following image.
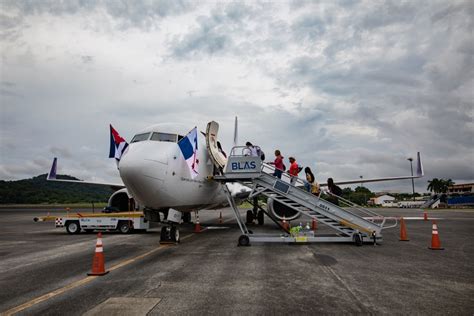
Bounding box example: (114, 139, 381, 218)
(170, 227, 180, 243)
(354, 233, 363, 247)
(160, 226, 168, 241)
(238, 235, 250, 247)
(257, 210, 264, 225)
(66, 221, 80, 234)
(246, 210, 254, 224)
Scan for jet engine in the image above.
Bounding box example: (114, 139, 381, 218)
(267, 198, 301, 221)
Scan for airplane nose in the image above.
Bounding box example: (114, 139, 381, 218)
(118, 143, 169, 206)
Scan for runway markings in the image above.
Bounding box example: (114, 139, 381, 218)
(2, 276, 98, 316)
(2, 233, 194, 316)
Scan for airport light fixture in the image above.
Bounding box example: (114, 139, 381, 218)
(407, 157, 415, 201)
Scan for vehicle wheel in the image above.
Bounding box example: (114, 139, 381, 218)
(160, 226, 168, 241)
(66, 221, 80, 234)
(238, 235, 250, 247)
(257, 210, 264, 225)
(246, 210, 254, 224)
(170, 227, 180, 243)
(118, 221, 132, 234)
(354, 233, 363, 246)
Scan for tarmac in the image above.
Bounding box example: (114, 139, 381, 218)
(0, 207, 473, 315)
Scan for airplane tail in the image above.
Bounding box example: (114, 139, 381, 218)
(233, 116, 238, 147)
(47, 157, 58, 180)
(109, 124, 129, 163)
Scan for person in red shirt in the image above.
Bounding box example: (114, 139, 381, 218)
(288, 157, 299, 184)
(269, 149, 285, 178)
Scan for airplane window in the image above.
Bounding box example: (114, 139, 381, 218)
(150, 132, 178, 143)
(131, 133, 150, 143)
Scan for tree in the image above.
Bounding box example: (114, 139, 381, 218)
(440, 179, 454, 193)
(427, 178, 441, 193)
(427, 178, 455, 194)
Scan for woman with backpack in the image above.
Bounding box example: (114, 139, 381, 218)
(304, 167, 320, 195)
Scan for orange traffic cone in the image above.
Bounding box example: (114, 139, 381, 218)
(399, 217, 409, 241)
(87, 232, 109, 276)
(311, 218, 318, 231)
(218, 211, 223, 224)
(423, 211, 428, 221)
(194, 212, 202, 233)
(429, 221, 444, 250)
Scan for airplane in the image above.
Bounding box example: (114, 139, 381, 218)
(47, 119, 424, 243)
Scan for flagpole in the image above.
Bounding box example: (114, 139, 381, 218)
(178, 126, 198, 143)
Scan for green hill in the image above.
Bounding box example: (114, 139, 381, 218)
(0, 174, 114, 204)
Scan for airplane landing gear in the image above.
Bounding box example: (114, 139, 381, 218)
(257, 210, 264, 225)
(246, 210, 254, 224)
(354, 233, 363, 247)
(160, 226, 180, 243)
(182, 212, 191, 223)
(246, 197, 265, 225)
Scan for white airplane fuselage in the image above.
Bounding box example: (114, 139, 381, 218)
(118, 124, 228, 211)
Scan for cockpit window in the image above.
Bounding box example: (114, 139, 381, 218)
(131, 133, 150, 143)
(150, 132, 178, 143)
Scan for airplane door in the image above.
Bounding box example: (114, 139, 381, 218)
(205, 121, 227, 170)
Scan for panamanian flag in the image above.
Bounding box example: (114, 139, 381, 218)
(178, 127, 199, 179)
(109, 124, 129, 164)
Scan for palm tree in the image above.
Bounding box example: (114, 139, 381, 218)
(427, 178, 455, 194)
(427, 178, 441, 194)
(440, 179, 454, 193)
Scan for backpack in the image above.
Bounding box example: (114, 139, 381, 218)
(257, 148, 265, 161)
(333, 185, 343, 196)
(297, 165, 303, 174)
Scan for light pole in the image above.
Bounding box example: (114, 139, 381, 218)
(407, 158, 415, 201)
(360, 175, 365, 205)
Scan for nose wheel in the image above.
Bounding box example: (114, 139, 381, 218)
(160, 226, 180, 243)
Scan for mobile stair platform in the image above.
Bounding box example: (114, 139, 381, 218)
(211, 146, 396, 246)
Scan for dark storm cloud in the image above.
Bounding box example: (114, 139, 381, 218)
(291, 15, 327, 41)
(171, 3, 256, 58)
(0, 13, 24, 41)
(359, 1, 417, 29)
(1, 0, 196, 32)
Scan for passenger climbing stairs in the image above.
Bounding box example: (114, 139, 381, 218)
(212, 146, 396, 246)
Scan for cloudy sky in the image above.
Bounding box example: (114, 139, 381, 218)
(1, 0, 473, 193)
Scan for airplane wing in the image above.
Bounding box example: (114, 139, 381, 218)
(320, 152, 424, 187)
(47, 157, 125, 190)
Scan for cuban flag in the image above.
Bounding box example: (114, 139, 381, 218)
(178, 127, 199, 179)
(109, 124, 129, 164)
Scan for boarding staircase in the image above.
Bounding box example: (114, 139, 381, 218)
(212, 146, 395, 246)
